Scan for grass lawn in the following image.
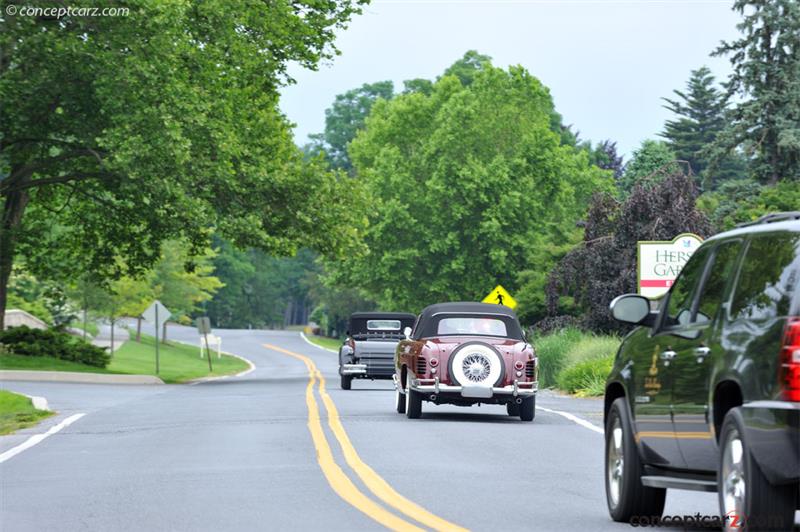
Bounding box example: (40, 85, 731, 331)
(108, 334, 249, 383)
(0, 390, 54, 435)
(305, 334, 341, 352)
(0, 352, 118, 374)
(0, 334, 250, 384)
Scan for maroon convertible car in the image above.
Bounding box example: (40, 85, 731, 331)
(394, 302, 538, 421)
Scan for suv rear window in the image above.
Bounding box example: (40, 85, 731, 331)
(730, 233, 800, 321)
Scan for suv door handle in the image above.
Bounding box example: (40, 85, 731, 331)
(695, 346, 711, 357)
(660, 350, 677, 361)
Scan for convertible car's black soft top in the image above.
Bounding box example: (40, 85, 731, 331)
(412, 302, 524, 340)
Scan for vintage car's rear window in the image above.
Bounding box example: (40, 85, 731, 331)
(436, 317, 508, 337)
(367, 319, 402, 331)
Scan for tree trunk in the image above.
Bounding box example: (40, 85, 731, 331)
(0, 188, 30, 331)
(110, 317, 115, 353)
(162, 320, 167, 344)
(136, 317, 142, 342)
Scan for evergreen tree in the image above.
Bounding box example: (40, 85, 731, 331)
(660, 66, 745, 188)
(618, 140, 679, 193)
(711, 0, 800, 183)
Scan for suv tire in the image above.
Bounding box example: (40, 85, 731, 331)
(506, 402, 520, 417)
(718, 408, 797, 531)
(605, 397, 666, 522)
(340, 374, 352, 390)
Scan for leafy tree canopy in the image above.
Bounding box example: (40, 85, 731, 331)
(330, 61, 613, 315)
(711, 0, 800, 183)
(308, 81, 395, 170)
(0, 0, 368, 328)
(618, 140, 680, 193)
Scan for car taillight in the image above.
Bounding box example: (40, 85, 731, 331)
(429, 358, 439, 368)
(780, 318, 800, 401)
(514, 360, 524, 371)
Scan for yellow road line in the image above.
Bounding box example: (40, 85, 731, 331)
(265, 344, 423, 532)
(265, 343, 469, 532)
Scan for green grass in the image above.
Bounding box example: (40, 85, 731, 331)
(532, 328, 620, 396)
(0, 390, 54, 435)
(0, 334, 249, 384)
(108, 334, 249, 383)
(0, 352, 118, 373)
(69, 320, 99, 337)
(305, 334, 341, 352)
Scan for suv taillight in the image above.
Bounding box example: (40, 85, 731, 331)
(780, 318, 800, 401)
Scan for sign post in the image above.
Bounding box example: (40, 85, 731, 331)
(638, 233, 703, 299)
(196, 317, 213, 372)
(142, 300, 171, 375)
(481, 284, 518, 309)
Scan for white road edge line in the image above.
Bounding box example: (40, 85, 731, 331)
(537, 406, 604, 434)
(0, 413, 86, 464)
(300, 331, 338, 354)
(173, 340, 256, 385)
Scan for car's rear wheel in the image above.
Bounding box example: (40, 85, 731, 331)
(395, 380, 406, 414)
(340, 374, 352, 390)
(506, 402, 520, 416)
(718, 408, 797, 531)
(405, 381, 422, 419)
(519, 396, 535, 422)
(605, 397, 665, 522)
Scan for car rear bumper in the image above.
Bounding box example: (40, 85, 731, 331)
(741, 401, 800, 485)
(341, 362, 394, 378)
(397, 375, 537, 398)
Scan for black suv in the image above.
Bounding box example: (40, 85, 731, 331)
(604, 212, 800, 530)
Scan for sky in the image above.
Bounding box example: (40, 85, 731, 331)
(279, 0, 742, 159)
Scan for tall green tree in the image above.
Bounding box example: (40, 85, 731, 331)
(711, 0, 800, 183)
(332, 61, 613, 314)
(0, 0, 368, 329)
(661, 66, 747, 188)
(618, 140, 680, 193)
(308, 81, 395, 170)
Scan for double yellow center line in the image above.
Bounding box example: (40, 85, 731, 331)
(263, 343, 468, 532)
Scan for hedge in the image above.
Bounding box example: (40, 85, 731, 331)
(0, 326, 110, 368)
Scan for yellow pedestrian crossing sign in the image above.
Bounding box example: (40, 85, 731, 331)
(482, 285, 517, 309)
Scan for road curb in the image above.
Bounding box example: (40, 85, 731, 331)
(0, 370, 164, 385)
(300, 332, 338, 353)
(176, 340, 256, 384)
(19, 393, 50, 411)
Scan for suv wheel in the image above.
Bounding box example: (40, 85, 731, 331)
(605, 397, 666, 522)
(405, 381, 422, 419)
(395, 380, 406, 414)
(506, 402, 520, 417)
(718, 408, 797, 531)
(519, 396, 535, 422)
(340, 374, 352, 390)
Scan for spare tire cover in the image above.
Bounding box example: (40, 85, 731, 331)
(448, 341, 504, 388)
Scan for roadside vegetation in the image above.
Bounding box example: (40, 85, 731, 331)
(0, 331, 249, 384)
(305, 334, 342, 352)
(533, 328, 620, 397)
(0, 390, 54, 435)
(108, 335, 249, 383)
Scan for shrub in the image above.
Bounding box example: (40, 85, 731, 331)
(532, 328, 620, 390)
(0, 326, 110, 368)
(532, 328, 585, 388)
(557, 355, 614, 396)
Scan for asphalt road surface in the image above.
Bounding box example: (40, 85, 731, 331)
(2, 326, 789, 531)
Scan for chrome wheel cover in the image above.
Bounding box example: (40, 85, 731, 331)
(606, 417, 624, 508)
(721, 431, 746, 528)
(462, 353, 491, 383)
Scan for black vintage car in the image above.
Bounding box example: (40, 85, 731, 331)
(604, 213, 800, 530)
(338, 312, 417, 390)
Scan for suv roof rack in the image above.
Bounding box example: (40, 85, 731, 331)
(735, 211, 800, 228)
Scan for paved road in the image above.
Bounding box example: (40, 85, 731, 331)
(0, 327, 775, 531)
